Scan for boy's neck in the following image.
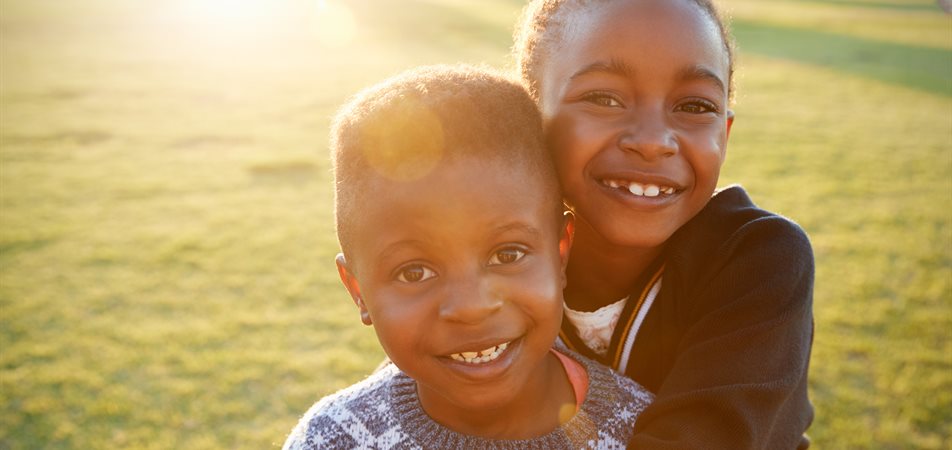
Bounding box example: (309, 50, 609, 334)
(563, 220, 664, 312)
(417, 352, 573, 439)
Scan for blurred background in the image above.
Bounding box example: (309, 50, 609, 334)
(0, 0, 949, 448)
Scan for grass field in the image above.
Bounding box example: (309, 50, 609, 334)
(1, 0, 949, 448)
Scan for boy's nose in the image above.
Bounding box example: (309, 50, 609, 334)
(438, 276, 503, 325)
(617, 111, 677, 161)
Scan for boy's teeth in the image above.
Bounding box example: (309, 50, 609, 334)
(628, 183, 644, 195)
(478, 345, 496, 356)
(644, 185, 660, 197)
(448, 341, 511, 365)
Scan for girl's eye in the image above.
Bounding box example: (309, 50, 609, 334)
(395, 264, 436, 283)
(582, 92, 623, 108)
(676, 99, 719, 114)
(488, 248, 526, 266)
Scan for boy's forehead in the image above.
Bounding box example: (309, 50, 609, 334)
(359, 153, 552, 206)
(347, 155, 559, 249)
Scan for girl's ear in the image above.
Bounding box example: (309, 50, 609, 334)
(558, 211, 576, 288)
(726, 110, 735, 140)
(336, 254, 372, 326)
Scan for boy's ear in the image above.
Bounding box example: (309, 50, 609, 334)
(558, 211, 576, 287)
(336, 253, 372, 326)
(726, 110, 735, 140)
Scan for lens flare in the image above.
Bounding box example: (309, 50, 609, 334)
(360, 98, 445, 182)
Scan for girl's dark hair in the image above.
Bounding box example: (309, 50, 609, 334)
(512, 0, 735, 101)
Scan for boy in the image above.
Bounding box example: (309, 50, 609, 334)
(282, 65, 652, 449)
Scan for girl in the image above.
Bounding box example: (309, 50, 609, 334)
(513, 1, 815, 448)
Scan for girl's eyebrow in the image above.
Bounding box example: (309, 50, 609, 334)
(569, 58, 634, 81)
(568, 60, 726, 95)
(492, 222, 543, 237)
(676, 65, 726, 94)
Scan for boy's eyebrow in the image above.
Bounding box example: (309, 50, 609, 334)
(569, 58, 635, 81)
(676, 65, 727, 94)
(376, 239, 426, 262)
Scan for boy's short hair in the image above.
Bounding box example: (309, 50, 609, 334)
(331, 64, 562, 257)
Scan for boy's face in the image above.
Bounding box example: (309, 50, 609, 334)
(337, 155, 572, 416)
(539, 0, 733, 250)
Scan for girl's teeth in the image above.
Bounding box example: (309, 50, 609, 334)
(605, 179, 676, 197)
(461, 351, 478, 359)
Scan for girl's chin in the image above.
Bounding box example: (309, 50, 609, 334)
(585, 222, 674, 251)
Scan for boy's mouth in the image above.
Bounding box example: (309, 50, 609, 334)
(446, 341, 511, 365)
(600, 178, 680, 197)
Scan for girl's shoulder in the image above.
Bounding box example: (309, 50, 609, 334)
(664, 184, 815, 323)
(700, 185, 810, 242)
(671, 184, 813, 278)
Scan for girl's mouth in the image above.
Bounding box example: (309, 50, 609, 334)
(446, 340, 511, 365)
(601, 178, 680, 197)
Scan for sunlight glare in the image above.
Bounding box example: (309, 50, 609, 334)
(180, 0, 282, 31)
(312, 0, 357, 47)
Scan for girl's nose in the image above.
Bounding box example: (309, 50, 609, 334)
(438, 276, 503, 325)
(617, 110, 677, 161)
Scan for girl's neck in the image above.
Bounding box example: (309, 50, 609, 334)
(418, 352, 573, 439)
(563, 219, 664, 312)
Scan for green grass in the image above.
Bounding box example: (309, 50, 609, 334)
(1, 0, 950, 448)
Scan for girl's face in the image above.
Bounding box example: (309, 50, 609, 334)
(539, 0, 733, 251)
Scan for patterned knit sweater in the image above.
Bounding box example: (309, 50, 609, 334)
(282, 350, 653, 449)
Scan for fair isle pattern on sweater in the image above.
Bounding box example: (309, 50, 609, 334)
(283, 350, 653, 450)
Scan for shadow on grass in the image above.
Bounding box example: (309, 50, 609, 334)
(349, 0, 517, 52)
(733, 21, 952, 97)
(792, 0, 944, 12)
(246, 159, 318, 184)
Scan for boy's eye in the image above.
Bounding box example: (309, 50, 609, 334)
(488, 248, 526, 266)
(395, 264, 436, 283)
(676, 99, 719, 114)
(582, 92, 623, 108)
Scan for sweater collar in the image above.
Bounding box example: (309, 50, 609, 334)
(387, 350, 618, 449)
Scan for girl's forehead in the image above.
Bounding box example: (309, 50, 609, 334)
(552, 0, 729, 77)
(559, 0, 726, 60)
